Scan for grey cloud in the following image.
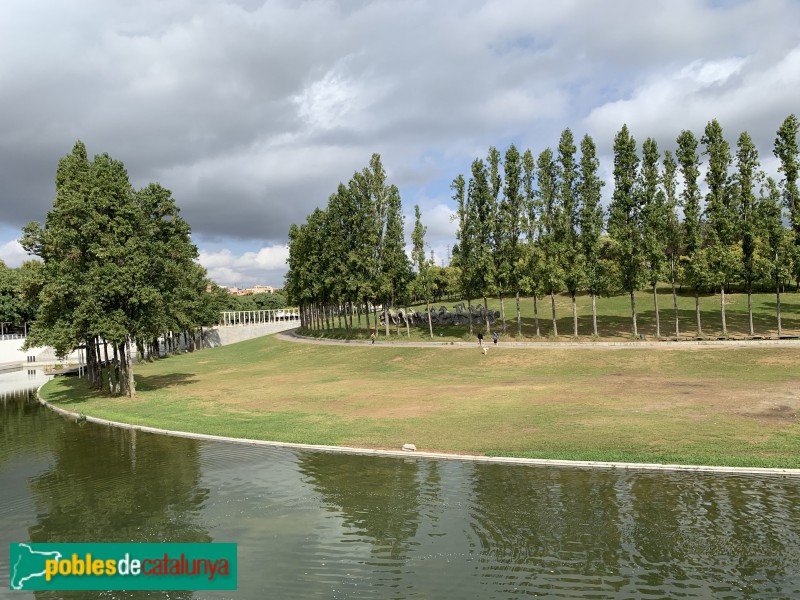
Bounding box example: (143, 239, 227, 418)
(1, 0, 798, 266)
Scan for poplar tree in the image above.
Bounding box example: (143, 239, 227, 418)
(501, 144, 525, 337)
(760, 178, 791, 336)
(451, 174, 476, 335)
(676, 130, 706, 335)
(536, 148, 562, 336)
(521, 149, 542, 336)
(702, 119, 736, 336)
(411, 205, 434, 337)
(734, 132, 762, 336)
(381, 185, 412, 336)
(557, 129, 583, 336)
(487, 146, 508, 333)
(607, 124, 644, 337)
(578, 134, 605, 336)
(640, 138, 667, 338)
(662, 151, 682, 337)
(468, 158, 495, 333)
(774, 114, 800, 288)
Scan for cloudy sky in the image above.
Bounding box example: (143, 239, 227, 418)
(1, 0, 798, 287)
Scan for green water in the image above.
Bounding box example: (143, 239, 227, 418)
(2, 372, 800, 598)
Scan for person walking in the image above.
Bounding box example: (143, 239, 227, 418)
(477, 331, 484, 346)
(492, 331, 498, 346)
(370, 331, 376, 345)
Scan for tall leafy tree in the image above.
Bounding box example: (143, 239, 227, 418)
(760, 178, 792, 336)
(411, 205, 434, 337)
(536, 148, 562, 336)
(578, 134, 605, 336)
(468, 158, 495, 333)
(662, 151, 682, 337)
(501, 144, 525, 337)
(381, 185, 412, 336)
(557, 128, 583, 336)
(640, 138, 667, 337)
(676, 129, 706, 335)
(487, 146, 508, 333)
(451, 173, 476, 335)
(23, 142, 206, 397)
(701, 119, 736, 335)
(733, 132, 762, 336)
(607, 124, 644, 337)
(521, 149, 542, 336)
(773, 114, 800, 288)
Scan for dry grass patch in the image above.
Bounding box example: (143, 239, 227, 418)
(39, 334, 800, 467)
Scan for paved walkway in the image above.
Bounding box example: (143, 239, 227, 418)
(279, 328, 800, 349)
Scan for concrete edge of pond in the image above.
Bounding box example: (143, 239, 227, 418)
(37, 387, 800, 478)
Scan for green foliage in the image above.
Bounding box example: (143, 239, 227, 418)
(253, 292, 288, 310)
(607, 125, 645, 297)
(641, 138, 668, 287)
(578, 135, 605, 297)
(21, 141, 211, 394)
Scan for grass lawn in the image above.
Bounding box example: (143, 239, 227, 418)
(303, 288, 800, 343)
(41, 333, 800, 468)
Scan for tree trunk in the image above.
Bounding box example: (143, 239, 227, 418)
(112, 343, 120, 395)
(550, 291, 558, 337)
(499, 292, 507, 335)
(695, 288, 702, 336)
(777, 276, 783, 338)
(125, 340, 135, 399)
(630, 289, 638, 338)
(671, 275, 679, 339)
(365, 299, 371, 336)
(592, 293, 598, 336)
(533, 295, 540, 337)
(426, 298, 433, 337)
(117, 343, 127, 396)
(652, 283, 660, 338)
(483, 295, 490, 334)
(385, 298, 390, 337)
(571, 292, 578, 337)
(103, 340, 113, 394)
(747, 286, 754, 336)
(720, 286, 727, 337)
(467, 294, 474, 336)
(516, 290, 522, 338)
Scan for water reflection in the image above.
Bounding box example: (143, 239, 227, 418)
(2, 373, 800, 599)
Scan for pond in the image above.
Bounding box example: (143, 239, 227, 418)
(2, 371, 800, 599)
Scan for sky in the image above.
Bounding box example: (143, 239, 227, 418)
(1, 0, 798, 288)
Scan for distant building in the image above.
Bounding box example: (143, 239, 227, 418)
(226, 285, 274, 296)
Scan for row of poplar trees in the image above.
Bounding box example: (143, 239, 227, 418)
(454, 114, 799, 338)
(287, 115, 799, 340)
(22, 142, 220, 397)
(284, 154, 421, 336)
(452, 115, 800, 337)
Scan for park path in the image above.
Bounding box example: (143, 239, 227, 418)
(278, 328, 800, 350)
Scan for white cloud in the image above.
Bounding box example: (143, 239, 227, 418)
(198, 244, 289, 287)
(0, 239, 28, 268)
(584, 47, 800, 153)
